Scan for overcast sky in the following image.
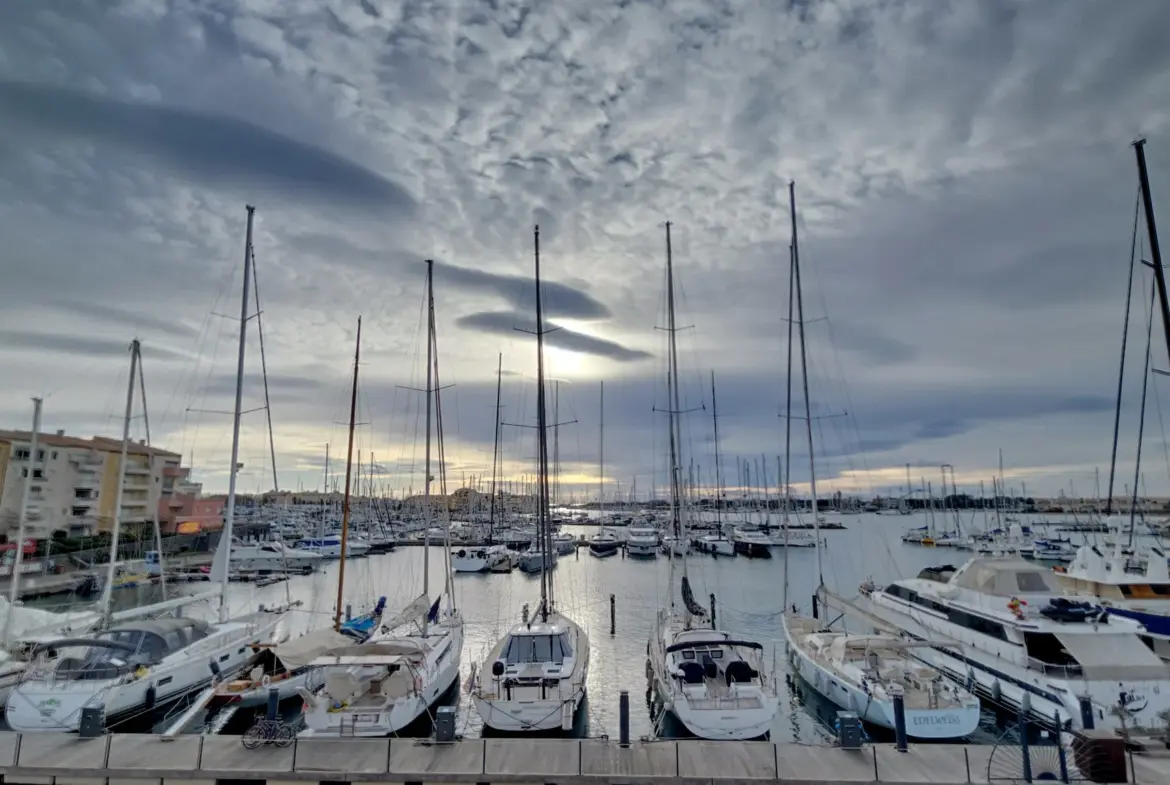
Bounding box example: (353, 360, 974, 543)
(3, 0, 1170, 502)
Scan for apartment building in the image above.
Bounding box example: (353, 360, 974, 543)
(0, 430, 195, 538)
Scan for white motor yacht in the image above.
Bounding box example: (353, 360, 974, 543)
(865, 557, 1170, 733)
(661, 535, 691, 557)
(731, 529, 771, 558)
(588, 531, 621, 558)
(231, 540, 324, 573)
(695, 533, 735, 557)
(451, 545, 511, 573)
(471, 608, 589, 732)
(295, 533, 371, 558)
(783, 616, 980, 739)
(627, 525, 661, 559)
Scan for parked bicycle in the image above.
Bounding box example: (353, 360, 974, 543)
(242, 717, 296, 748)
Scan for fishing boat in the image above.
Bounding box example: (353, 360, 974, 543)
(646, 222, 779, 740)
(299, 263, 463, 737)
(471, 226, 589, 733)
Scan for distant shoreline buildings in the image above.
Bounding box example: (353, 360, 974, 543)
(0, 429, 222, 540)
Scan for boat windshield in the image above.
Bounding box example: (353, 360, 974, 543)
(51, 631, 165, 681)
(504, 633, 572, 664)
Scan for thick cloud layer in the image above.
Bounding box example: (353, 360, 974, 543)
(1, 0, 1170, 501)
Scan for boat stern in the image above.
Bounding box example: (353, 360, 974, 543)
(5, 684, 101, 732)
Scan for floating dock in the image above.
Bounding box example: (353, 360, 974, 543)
(0, 733, 1166, 784)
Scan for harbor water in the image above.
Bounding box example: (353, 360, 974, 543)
(22, 512, 1117, 743)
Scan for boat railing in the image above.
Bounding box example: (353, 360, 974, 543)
(1025, 657, 1083, 678)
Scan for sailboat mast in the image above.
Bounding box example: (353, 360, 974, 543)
(533, 226, 553, 619)
(101, 339, 140, 620)
(710, 372, 723, 532)
(489, 353, 502, 545)
(334, 316, 361, 631)
(422, 260, 434, 635)
(4, 397, 42, 645)
(598, 381, 605, 528)
(219, 205, 254, 622)
(782, 240, 796, 608)
(1134, 140, 1170, 366)
(789, 182, 822, 585)
(664, 222, 687, 605)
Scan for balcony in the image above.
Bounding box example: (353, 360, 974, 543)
(123, 475, 151, 489)
(123, 463, 151, 476)
(162, 466, 186, 478)
(23, 505, 42, 520)
(70, 453, 103, 469)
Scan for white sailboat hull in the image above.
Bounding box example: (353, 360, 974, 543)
(472, 612, 589, 733)
(6, 616, 279, 732)
(647, 612, 779, 741)
(301, 620, 462, 738)
(784, 620, 979, 739)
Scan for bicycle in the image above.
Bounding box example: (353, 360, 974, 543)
(241, 717, 296, 748)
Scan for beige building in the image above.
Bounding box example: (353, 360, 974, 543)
(0, 430, 188, 538)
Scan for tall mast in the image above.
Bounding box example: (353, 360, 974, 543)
(4, 397, 41, 645)
(598, 381, 605, 529)
(710, 372, 723, 534)
(789, 182, 822, 585)
(782, 240, 796, 607)
(219, 205, 254, 622)
(533, 226, 553, 619)
(1134, 140, 1170, 367)
(489, 353, 502, 545)
(101, 339, 140, 620)
(334, 316, 361, 631)
(429, 264, 456, 610)
(422, 260, 434, 635)
(664, 222, 688, 613)
(251, 248, 280, 493)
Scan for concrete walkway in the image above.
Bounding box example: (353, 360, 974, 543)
(0, 732, 1164, 784)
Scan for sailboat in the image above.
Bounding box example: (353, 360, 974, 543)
(7, 207, 286, 733)
(300, 261, 463, 737)
(645, 222, 779, 740)
(778, 182, 979, 739)
(471, 226, 590, 733)
(588, 382, 620, 558)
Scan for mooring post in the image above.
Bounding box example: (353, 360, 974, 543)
(709, 593, 717, 629)
(892, 685, 908, 752)
(1055, 710, 1069, 784)
(345, 603, 352, 621)
(619, 690, 630, 747)
(1020, 693, 1033, 783)
(812, 593, 819, 620)
(266, 687, 279, 722)
(610, 593, 616, 635)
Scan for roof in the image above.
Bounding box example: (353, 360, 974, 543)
(0, 431, 181, 458)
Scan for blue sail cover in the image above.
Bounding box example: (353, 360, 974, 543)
(339, 596, 387, 641)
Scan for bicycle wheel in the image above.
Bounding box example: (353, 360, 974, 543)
(275, 723, 296, 747)
(241, 723, 266, 749)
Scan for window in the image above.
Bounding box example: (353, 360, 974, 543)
(14, 449, 29, 460)
(50, 451, 57, 460)
(71, 507, 89, 517)
(1016, 572, 1049, 592)
(19, 469, 45, 479)
(503, 634, 566, 664)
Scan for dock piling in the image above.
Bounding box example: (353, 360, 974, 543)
(892, 686, 907, 752)
(619, 690, 630, 747)
(266, 687, 279, 722)
(1020, 693, 1032, 783)
(345, 603, 352, 621)
(709, 593, 716, 628)
(610, 593, 616, 635)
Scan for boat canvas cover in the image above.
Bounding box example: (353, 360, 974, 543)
(274, 628, 353, 671)
(309, 639, 425, 667)
(378, 593, 431, 632)
(1054, 632, 1168, 681)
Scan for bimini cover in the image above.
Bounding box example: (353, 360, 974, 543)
(274, 628, 353, 671)
(1055, 632, 1167, 681)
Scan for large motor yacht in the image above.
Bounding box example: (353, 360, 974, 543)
(865, 557, 1170, 733)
